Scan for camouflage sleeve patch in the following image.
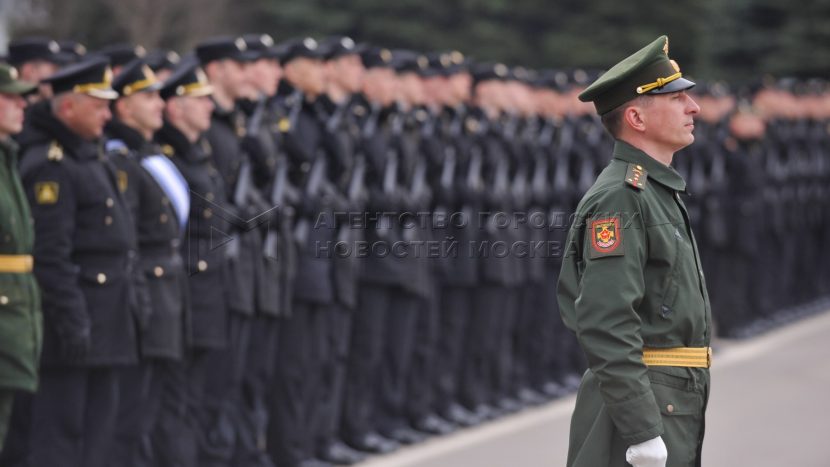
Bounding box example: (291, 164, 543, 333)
(625, 163, 647, 190)
(588, 216, 625, 258)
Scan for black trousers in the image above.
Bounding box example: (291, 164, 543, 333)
(491, 285, 519, 401)
(25, 366, 118, 467)
(234, 315, 280, 467)
(108, 363, 154, 467)
(316, 304, 353, 453)
(405, 292, 439, 424)
(341, 283, 388, 443)
(375, 288, 419, 434)
(267, 301, 329, 467)
(199, 313, 252, 467)
(460, 285, 503, 410)
(151, 358, 197, 467)
(432, 285, 473, 415)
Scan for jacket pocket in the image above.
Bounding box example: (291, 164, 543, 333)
(648, 367, 704, 464)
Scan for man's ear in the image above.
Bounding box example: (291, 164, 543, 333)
(623, 105, 646, 133)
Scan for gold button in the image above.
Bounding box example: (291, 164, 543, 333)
(206, 192, 214, 201)
(161, 197, 170, 206)
(106, 197, 114, 208)
(197, 260, 208, 272)
(97, 273, 107, 284)
(154, 266, 164, 277)
(160, 213, 169, 224)
(0, 296, 8, 305)
(667, 404, 675, 413)
(203, 209, 212, 219)
(104, 216, 113, 226)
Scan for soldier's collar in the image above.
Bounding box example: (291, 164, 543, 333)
(612, 139, 686, 192)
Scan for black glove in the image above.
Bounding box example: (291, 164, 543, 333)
(59, 330, 90, 362)
(241, 135, 268, 170)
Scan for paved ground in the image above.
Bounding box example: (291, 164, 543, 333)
(358, 310, 830, 467)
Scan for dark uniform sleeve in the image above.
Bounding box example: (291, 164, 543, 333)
(24, 161, 90, 342)
(558, 186, 663, 444)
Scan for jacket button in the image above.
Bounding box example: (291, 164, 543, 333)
(161, 197, 170, 205)
(667, 404, 675, 413)
(160, 213, 169, 224)
(106, 197, 114, 207)
(104, 216, 113, 226)
(154, 266, 164, 277)
(0, 296, 8, 305)
(97, 273, 107, 284)
(197, 260, 208, 271)
(206, 192, 214, 201)
(203, 209, 212, 219)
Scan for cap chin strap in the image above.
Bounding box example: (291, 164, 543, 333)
(636, 71, 682, 94)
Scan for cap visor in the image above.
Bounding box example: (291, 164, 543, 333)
(85, 88, 119, 100)
(0, 81, 38, 95)
(647, 77, 696, 94)
(183, 84, 214, 98)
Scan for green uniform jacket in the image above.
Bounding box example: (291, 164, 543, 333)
(558, 140, 712, 467)
(0, 138, 42, 392)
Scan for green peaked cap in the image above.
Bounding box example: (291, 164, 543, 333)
(578, 35, 695, 115)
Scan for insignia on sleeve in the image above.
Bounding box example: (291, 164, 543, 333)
(625, 163, 647, 190)
(117, 170, 129, 193)
(589, 216, 624, 258)
(35, 182, 59, 204)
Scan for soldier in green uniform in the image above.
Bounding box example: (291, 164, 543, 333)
(0, 64, 39, 454)
(557, 36, 712, 467)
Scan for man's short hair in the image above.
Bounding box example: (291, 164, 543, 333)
(600, 95, 653, 138)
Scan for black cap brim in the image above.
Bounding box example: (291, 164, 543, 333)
(647, 76, 696, 95)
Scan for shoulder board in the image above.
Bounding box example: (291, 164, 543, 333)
(624, 163, 647, 190)
(105, 139, 129, 156)
(47, 140, 64, 162)
(161, 144, 175, 157)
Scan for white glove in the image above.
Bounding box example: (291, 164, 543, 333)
(626, 435, 667, 467)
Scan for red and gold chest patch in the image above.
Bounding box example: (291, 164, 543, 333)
(589, 217, 624, 258)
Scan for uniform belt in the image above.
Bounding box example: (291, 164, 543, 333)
(0, 254, 34, 273)
(642, 347, 711, 368)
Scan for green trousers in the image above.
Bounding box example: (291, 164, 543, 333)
(567, 367, 710, 467)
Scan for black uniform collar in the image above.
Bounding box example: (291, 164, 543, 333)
(155, 120, 208, 163)
(613, 139, 687, 192)
(105, 119, 147, 151)
(27, 99, 100, 160)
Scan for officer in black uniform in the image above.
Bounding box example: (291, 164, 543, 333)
(18, 56, 138, 467)
(415, 51, 473, 433)
(196, 35, 264, 467)
(266, 37, 343, 467)
(313, 35, 370, 466)
(154, 60, 230, 467)
(339, 46, 402, 456)
(402, 52, 462, 434)
(233, 33, 284, 467)
(104, 59, 190, 467)
(368, 49, 431, 447)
